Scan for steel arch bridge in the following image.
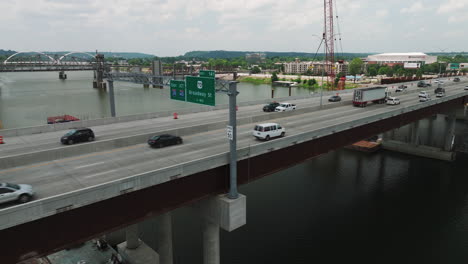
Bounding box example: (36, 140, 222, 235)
(0, 51, 99, 72)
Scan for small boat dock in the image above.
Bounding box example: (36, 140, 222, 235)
(345, 140, 382, 152)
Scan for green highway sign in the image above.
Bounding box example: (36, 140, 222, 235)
(186, 76, 216, 106)
(170, 80, 186, 101)
(199, 70, 216, 78)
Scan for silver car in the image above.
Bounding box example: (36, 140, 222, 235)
(0, 183, 34, 204)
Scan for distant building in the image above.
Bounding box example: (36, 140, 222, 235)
(246, 53, 266, 63)
(366, 52, 437, 67)
(283, 59, 348, 75)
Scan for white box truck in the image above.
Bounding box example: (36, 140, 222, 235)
(352, 86, 388, 107)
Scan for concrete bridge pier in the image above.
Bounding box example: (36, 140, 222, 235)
(444, 114, 456, 152)
(410, 120, 420, 145)
(59, 71, 67, 80)
(117, 224, 160, 264)
(382, 116, 456, 161)
(156, 212, 174, 264)
(194, 194, 247, 264)
(93, 54, 107, 89)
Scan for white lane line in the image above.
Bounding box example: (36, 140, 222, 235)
(82, 169, 118, 179)
(75, 162, 105, 169)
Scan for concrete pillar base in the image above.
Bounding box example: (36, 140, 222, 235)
(193, 193, 247, 232)
(382, 140, 456, 161)
(117, 240, 160, 264)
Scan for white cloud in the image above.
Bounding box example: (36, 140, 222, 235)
(437, 0, 468, 13)
(1, 0, 467, 56)
(400, 2, 425, 13)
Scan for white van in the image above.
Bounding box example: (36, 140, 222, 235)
(386, 96, 400, 105)
(252, 123, 285, 140)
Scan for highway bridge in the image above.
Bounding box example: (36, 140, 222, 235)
(0, 78, 467, 263)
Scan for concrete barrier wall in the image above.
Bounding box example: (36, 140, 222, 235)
(0, 99, 354, 170)
(1, 91, 466, 231)
(0, 90, 356, 137)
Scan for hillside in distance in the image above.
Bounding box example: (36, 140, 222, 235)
(184, 50, 372, 59)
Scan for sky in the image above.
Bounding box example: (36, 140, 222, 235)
(1, 0, 467, 57)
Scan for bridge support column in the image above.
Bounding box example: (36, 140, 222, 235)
(410, 120, 420, 145)
(203, 220, 220, 264)
(117, 224, 160, 264)
(59, 71, 67, 80)
(156, 212, 173, 264)
(193, 193, 247, 264)
(444, 114, 456, 151)
(152, 60, 163, 88)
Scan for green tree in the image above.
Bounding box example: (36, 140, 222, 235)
(271, 72, 279, 82)
(349, 58, 364, 82)
(368, 67, 377, 77)
(416, 69, 423, 78)
(386, 68, 394, 77)
(308, 79, 317, 86)
(251, 66, 261, 74)
(378, 67, 388, 76)
(395, 68, 406, 77)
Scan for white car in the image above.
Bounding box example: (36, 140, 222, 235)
(0, 183, 34, 204)
(436, 92, 445, 97)
(253, 123, 285, 140)
(418, 91, 429, 98)
(386, 97, 400, 105)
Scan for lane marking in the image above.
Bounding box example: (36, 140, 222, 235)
(74, 162, 105, 169)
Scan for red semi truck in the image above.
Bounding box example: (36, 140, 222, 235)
(352, 86, 388, 107)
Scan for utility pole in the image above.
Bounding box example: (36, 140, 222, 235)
(227, 81, 239, 199)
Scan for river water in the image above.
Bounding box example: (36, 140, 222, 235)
(0, 71, 315, 129)
(2, 71, 468, 263)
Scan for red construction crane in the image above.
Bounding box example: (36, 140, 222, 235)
(323, 0, 335, 89)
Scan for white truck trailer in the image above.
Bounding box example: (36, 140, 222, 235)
(352, 86, 388, 107)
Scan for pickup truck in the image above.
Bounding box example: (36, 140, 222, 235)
(275, 102, 296, 112)
(263, 102, 280, 112)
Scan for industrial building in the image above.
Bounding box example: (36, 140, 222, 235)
(366, 52, 437, 68)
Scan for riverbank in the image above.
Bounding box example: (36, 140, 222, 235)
(237, 75, 361, 90)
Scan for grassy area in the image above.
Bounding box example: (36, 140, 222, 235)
(237, 76, 272, 85)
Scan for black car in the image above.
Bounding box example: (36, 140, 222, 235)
(148, 134, 183, 148)
(454, 77, 460, 82)
(263, 102, 280, 112)
(328, 95, 341, 102)
(61, 128, 95, 145)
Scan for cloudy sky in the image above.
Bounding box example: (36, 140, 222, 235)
(1, 0, 467, 56)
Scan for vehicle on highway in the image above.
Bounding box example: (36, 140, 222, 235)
(262, 102, 280, 112)
(60, 128, 95, 145)
(418, 91, 429, 98)
(395, 85, 407, 92)
(253, 123, 285, 141)
(434, 86, 445, 94)
(436, 92, 445, 98)
(275, 102, 296, 112)
(465, 85, 468, 90)
(386, 97, 400, 105)
(417, 81, 431, 87)
(0, 183, 34, 204)
(328, 95, 341, 102)
(352, 86, 388, 107)
(148, 134, 183, 148)
(454, 77, 460, 82)
(419, 95, 431, 102)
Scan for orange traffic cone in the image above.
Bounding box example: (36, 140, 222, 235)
(0, 136, 4, 144)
